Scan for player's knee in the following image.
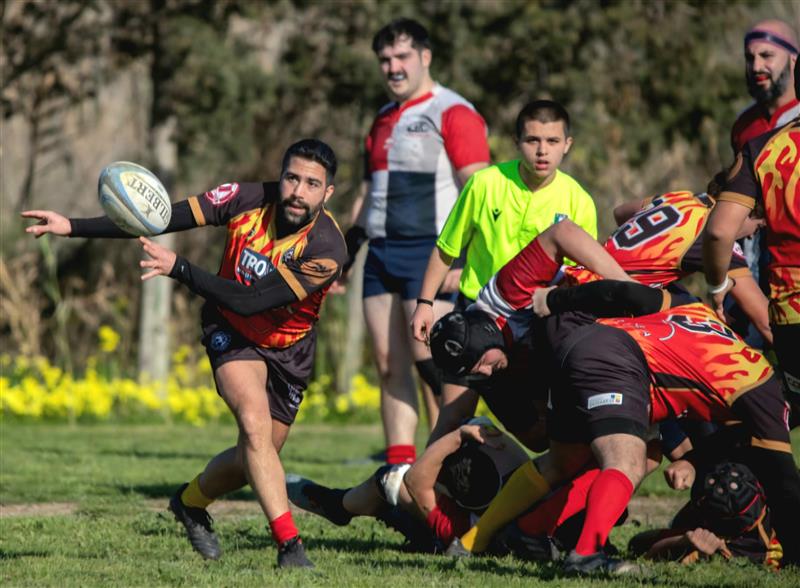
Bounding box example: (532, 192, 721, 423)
(237, 413, 272, 450)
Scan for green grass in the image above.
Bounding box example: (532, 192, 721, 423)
(1, 422, 799, 586)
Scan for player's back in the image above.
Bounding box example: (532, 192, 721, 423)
(566, 191, 713, 287)
(597, 303, 774, 423)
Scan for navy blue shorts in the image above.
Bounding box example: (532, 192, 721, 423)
(363, 237, 457, 302)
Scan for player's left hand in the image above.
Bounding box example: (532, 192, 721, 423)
(532, 286, 556, 317)
(139, 236, 177, 281)
(664, 459, 696, 490)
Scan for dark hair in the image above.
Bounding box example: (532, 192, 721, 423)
(706, 170, 729, 198)
(372, 18, 431, 54)
(515, 100, 571, 138)
(281, 139, 337, 185)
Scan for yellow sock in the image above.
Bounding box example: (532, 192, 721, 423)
(459, 461, 550, 553)
(181, 475, 214, 509)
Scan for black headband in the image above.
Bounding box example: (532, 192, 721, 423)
(745, 30, 799, 55)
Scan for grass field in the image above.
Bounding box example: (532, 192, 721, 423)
(1, 422, 799, 586)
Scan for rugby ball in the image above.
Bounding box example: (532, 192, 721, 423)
(98, 161, 171, 236)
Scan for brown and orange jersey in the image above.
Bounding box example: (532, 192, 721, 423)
(565, 191, 748, 287)
(597, 303, 774, 423)
(722, 120, 800, 325)
(187, 182, 346, 348)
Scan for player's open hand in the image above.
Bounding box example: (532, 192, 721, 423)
(411, 303, 435, 343)
(21, 210, 71, 238)
(685, 528, 725, 556)
(664, 459, 696, 490)
(139, 236, 177, 281)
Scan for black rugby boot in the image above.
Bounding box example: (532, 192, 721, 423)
(169, 483, 222, 560)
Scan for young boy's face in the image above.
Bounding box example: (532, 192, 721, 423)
(517, 119, 573, 181)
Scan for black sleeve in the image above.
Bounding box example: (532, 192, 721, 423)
(169, 256, 297, 316)
(546, 280, 667, 317)
(69, 200, 198, 238)
(342, 225, 368, 273)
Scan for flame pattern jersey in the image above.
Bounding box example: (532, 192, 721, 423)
(188, 181, 346, 348)
(564, 191, 748, 288)
(596, 303, 774, 423)
(723, 120, 800, 325)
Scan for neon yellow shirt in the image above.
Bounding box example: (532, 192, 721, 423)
(437, 160, 597, 299)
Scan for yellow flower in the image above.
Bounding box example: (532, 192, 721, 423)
(98, 326, 120, 353)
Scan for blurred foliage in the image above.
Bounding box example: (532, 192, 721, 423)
(1, 0, 795, 387)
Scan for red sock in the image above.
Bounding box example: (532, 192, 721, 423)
(386, 444, 416, 464)
(517, 468, 600, 536)
(270, 511, 299, 545)
(574, 469, 634, 556)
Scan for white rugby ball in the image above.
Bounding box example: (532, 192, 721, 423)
(98, 161, 171, 236)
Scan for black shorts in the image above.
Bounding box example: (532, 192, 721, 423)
(731, 375, 792, 448)
(547, 323, 651, 443)
(201, 305, 315, 425)
(774, 323, 800, 392)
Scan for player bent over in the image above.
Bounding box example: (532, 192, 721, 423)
(429, 273, 800, 571)
(22, 139, 347, 569)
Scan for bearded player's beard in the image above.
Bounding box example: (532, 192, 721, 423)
(278, 197, 318, 228)
(747, 61, 792, 105)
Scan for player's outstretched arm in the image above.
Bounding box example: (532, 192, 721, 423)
(139, 237, 298, 316)
(21, 210, 71, 238)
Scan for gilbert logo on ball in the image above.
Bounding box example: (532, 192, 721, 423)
(98, 161, 172, 236)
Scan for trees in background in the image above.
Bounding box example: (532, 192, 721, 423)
(2, 0, 794, 390)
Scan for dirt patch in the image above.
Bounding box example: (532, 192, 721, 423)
(2, 495, 684, 524)
(0, 502, 78, 518)
(627, 495, 685, 527)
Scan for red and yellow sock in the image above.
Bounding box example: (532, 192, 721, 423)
(460, 461, 551, 553)
(517, 468, 600, 537)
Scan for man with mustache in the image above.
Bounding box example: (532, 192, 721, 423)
(341, 18, 489, 467)
(23, 139, 347, 569)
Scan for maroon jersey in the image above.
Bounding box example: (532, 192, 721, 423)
(187, 182, 346, 348)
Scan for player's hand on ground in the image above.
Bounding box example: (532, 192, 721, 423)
(459, 423, 503, 449)
(21, 210, 71, 238)
(139, 236, 177, 281)
(664, 459, 695, 490)
(532, 286, 556, 317)
(440, 268, 462, 294)
(685, 528, 724, 556)
(411, 303, 435, 343)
